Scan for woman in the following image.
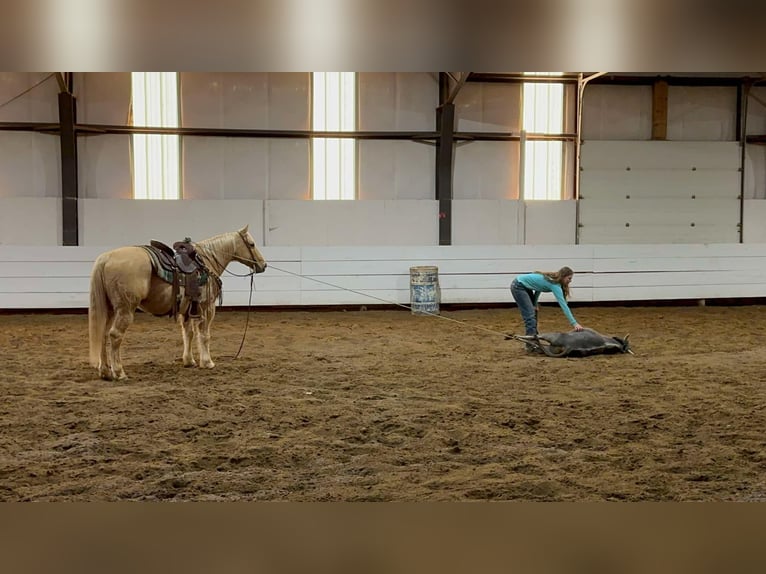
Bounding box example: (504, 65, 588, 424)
(511, 266, 584, 348)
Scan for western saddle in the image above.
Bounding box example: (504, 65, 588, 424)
(142, 238, 217, 319)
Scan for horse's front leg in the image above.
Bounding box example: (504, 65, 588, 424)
(195, 307, 216, 369)
(178, 315, 197, 367)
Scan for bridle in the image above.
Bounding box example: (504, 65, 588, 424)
(233, 229, 263, 272)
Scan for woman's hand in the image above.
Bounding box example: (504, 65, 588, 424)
(573, 323, 584, 331)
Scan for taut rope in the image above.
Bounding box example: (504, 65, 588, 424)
(265, 263, 510, 339)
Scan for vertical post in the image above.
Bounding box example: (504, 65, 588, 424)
(436, 73, 455, 246)
(651, 79, 668, 140)
(737, 81, 750, 244)
(519, 129, 527, 199)
(58, 76, 79, 246)
(574, 74, 584, 244)
(519, 129, 527, 244)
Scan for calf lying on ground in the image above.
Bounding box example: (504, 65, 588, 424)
(508, 328, 633, 358)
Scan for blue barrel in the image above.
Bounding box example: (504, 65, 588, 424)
(409, 266, 440, 315)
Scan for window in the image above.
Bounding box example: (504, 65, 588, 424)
(131, 72, 180, 199)
(312, 72, 356, 200)
(522, 73, 564, 200)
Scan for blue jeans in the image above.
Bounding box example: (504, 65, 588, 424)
(511, 278, 538, 336)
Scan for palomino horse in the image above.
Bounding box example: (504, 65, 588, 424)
(88, 225, 267, 380)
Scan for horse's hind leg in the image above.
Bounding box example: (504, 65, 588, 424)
(179, 315, 197, 367)
(99, 310, 115, 380)
(108, 307, 135, 380)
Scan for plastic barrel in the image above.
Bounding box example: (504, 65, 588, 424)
(409, 266, 440, 315)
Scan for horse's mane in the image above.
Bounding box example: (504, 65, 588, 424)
(194, 231, 238, 275)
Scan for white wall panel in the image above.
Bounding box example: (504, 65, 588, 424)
(0, 132, 60, 198)
(454, 82, 521, 132)
(579, 198, 739, 225)
(269, 140, 310, 200)
(74, 73, 131, 125)
(592, 270, 766, 288)
(180, 73, 309, 130)
(582, 85, 738, 142)
(667, 86, 737, 141)
(0, 73, 59, 123)
(747, 87, 766, 134)
(743, 199, 766, 243)
(358, 140, 434, 200)
(183, 137, 225, 199)
(590, 243, 766, 267)
(524, 201, 577, 245)
(5, 243, 766, 309)
(358, 73, 437, 131)
(78, 134, 132, 199)
(591, 284, 766, 302)
(452, 200, 523, 245)
(744, 145, 766, 199)
(580, 141, 742, 244)
(581, 85, 652, 141)
(185, 137, 267, 200)
(578, 224, 739, 245)
(581, 141, 741, 170)
(183, 137, 309, 200)
(80, 199, 265, 246)
(297, 244, 590, 262)
(0, 198, 60, 245)
(264, 200, 437, 246)
(580, 169, 740, 199)
(453, 141, 518, 200)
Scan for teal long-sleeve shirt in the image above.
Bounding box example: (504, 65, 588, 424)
(515, 273, 578, 326)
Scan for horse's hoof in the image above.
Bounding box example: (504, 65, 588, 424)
(183, 361, 197, 368)
(100, 372, 113, 381)
(202, 361, 215, 369)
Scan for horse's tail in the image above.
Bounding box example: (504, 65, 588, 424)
(88, 255, 111, 367)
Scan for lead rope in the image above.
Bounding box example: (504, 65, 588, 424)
(194, 243, 257, 360)
(265, 264, 510, 339)
(232, 274, 254, 359)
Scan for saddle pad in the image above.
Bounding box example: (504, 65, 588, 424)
(140, 245, 175, 284)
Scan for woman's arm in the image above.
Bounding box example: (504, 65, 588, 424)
(550, 284, 582, 329)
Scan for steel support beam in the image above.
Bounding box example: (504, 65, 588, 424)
(58, 79, 79, 246)
(467, 73, 580, 84)
(588, 74, 749, 87)
(738, 81, 751, 243)
(443, 72, 469, 105)
(436, 73, 455, 246)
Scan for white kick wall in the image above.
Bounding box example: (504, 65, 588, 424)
(1, 74, 765, 309)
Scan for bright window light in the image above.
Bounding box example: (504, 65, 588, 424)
(522, 73, 564, 200)
(131, 72, 180, 200)
(312, 72, 356, 200)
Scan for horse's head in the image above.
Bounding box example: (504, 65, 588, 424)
(235, 225, 267, 273)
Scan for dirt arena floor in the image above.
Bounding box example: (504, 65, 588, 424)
(1, 304, 765, 501)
